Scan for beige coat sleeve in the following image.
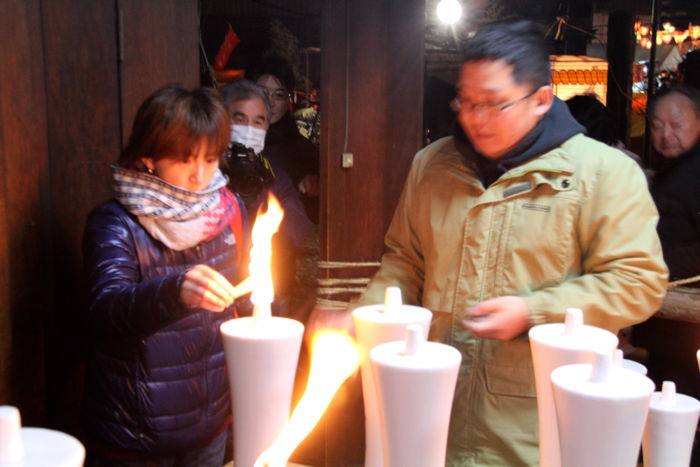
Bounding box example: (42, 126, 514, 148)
(523, 155, 668, 332)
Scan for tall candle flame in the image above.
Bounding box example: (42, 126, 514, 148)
(249, 194, 284, 319)
(254, 331, 360, 467)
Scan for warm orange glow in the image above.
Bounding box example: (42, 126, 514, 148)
(249, 194, 284, 318)
(254, 331, 360, 467)
(635, 21, 700, 48)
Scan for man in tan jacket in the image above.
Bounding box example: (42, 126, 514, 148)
(312, 19, 667, 466)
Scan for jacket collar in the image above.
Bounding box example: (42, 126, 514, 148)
(454, 97, 584, 187)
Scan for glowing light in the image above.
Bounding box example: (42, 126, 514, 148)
(249, 193, 284, 319)
(634, 21, 700, 48)
(254, 331, 360, 467)
(436, 0, 462, 25)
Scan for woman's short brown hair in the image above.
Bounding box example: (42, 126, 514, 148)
(119, 85, 231, 169)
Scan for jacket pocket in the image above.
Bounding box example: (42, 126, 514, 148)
(484, 364, 536, 398)
(501, 188, 580, 294)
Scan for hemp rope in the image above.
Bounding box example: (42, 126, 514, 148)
(667, 274, 700, 289)
(315, 260, 381, 308)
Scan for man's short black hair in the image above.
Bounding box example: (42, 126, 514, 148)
(566, 94, 618, 146)
(462, 20, 551, 90)
(650, 85, 700, 119)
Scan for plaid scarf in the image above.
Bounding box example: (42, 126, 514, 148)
(112, 165, 237, 251)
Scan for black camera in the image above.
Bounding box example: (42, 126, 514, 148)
(222, 142, 275, 204)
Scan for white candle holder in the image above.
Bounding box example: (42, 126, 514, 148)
(220, 316, 303, 467)
(613, 348, 648, 375)
(642, 381, 700, 467)
(551, 351, 655, 467)
(528, 308, 618, 467)
(0, 405, 85, 467)
(352, 287, 432, 467)
(370, 326, 461, 467)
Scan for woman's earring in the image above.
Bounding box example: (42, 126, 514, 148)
(146, 167, 154, 175)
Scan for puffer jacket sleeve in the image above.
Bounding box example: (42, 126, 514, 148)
(82, 204, 191, 337)
(523, 153, 669, 332)
(358, 150, 427, 307)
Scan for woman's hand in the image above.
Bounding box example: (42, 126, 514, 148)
(180, 264, 237, 312)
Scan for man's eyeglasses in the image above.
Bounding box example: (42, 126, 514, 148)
(451, 88, 538, 115)
(263, 88, 290, 102)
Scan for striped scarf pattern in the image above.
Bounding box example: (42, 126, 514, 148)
(112, 165, 236, 251)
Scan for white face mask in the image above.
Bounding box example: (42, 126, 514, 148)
(231, 124, 267, 155)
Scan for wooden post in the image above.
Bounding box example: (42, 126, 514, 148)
(606, 9, 635, 147)
(643, 0, 661, 164)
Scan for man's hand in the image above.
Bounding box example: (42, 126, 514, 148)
(459, 296, 530, 340)
(180, 264, 237, 312)
(298, 175, 319, 196)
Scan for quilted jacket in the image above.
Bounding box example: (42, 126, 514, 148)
(81, 198, 244, 455)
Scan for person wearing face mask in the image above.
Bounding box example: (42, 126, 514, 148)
(81, 86, 248, 466)
(220, 79, 313, 316)
(249, 56, 320, 222)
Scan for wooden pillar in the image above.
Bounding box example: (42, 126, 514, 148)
(561, 0, 594, 55)
(320, 0, 424, 303)
(308, 0, 425, 464)
(606, 9, 635, 147)
(0, 0, 51, 424)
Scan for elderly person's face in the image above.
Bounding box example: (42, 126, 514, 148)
(227, 97, 270, 130)
(650, 93, 700, 158)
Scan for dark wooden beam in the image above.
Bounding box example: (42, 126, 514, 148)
(606, 9, 635, 147)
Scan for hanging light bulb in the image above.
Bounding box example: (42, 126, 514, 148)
(436, 0, 462, 25)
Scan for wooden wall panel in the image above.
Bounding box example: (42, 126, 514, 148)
(321, 0, 424, 268)
(0, 0, 51, 424)
(322, 0, 388, 264)
(41, 0, 121, 432)
(119, 0, 200, 144)
(0, 0, 204, 439)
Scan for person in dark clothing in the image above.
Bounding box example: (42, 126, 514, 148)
(634, 86, 700, 435)
(82, 85, 247, 467)
(565, 94, 618, 146)
(565, 94, 649, 179)
(679, 48, 700, 91)
(220, 79, 313, 316)
(248, 56, 320, 222)
(650, 86, 700, 280)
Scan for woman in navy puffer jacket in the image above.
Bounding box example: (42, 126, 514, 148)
(82, 85, 247, 466)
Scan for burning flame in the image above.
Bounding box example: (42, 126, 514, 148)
(249, 194, 284, 319)
(254, 331, 360, 467)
